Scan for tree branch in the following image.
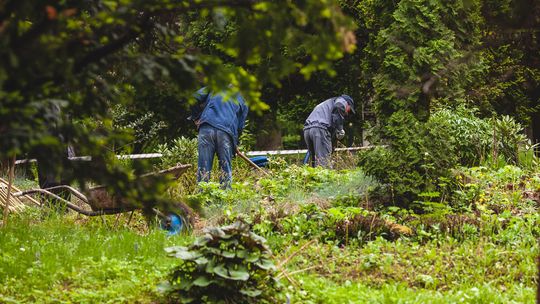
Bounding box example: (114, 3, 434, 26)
(74, 28, 142, 73)
(13, 0, 264, 90)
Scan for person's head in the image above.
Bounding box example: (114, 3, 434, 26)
(341, 95, 355, 115)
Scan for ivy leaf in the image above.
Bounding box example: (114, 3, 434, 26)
(205, 247, 222, 255)
(245, 252, 261, 263)
(212, 264, 229, 278)
(166, 246, 202, 260)
(206, 227, 231, 239)
(236, 249, 248, 258)
(220, 250, 236, 258)
(204, 258, 216, 273)
(194, 257, 209, 265)
(165, 246, 186, 253)
(194, 235, 212, 246)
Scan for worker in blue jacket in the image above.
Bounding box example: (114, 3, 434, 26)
(190, 87, 248, 188)
(303, 95, 355, 168)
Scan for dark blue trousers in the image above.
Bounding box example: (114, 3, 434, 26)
(197, 124, 234, 188)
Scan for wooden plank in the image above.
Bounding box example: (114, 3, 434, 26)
(15, 153, 164, 165)
(13, 148, 380, 164)
(0, 178, 40, 206)
(2, 156, 15, 225)
(244, 146, 377, 156)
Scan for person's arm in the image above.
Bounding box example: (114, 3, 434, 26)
(332, 98, 346, 139)
(237, 95, 248, 141)
(189, 88, 210, 126)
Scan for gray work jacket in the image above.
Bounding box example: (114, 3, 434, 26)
(303, 97, 347, 134)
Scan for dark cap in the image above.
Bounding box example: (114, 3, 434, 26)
(341, 95, 355, 114)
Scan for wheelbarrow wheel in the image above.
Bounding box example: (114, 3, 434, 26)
(160, 213, 189, 235)
(157, 201, 195, 235)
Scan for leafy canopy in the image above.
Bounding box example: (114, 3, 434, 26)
(0, 0, 355, 204)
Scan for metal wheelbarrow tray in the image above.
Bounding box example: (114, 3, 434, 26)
(12, 164, 192, 217)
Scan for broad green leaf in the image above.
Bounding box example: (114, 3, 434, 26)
(220, 250, 236, 258)
(239, 287, 263, 297)
(254, 259, 276, 271)
(227, 268, 250, 281)
(192, 275, 214, 287)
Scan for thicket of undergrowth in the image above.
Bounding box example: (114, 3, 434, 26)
(360, 107, 534, 207)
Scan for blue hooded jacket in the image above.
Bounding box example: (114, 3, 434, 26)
(191, 87, 248, 146)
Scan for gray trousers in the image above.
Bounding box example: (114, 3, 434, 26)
(304, 127, 332, 168)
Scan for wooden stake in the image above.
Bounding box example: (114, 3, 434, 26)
(126, 210, 135, 226)
(2, 155, 15, 227)
(114, 213, 121, 229)
(492, 124, 498, 165)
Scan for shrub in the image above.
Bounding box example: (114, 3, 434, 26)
(157, 137, 198, 169)
(157, 136, 199, 196)
(164, 221, 280, 304)
(360, 110, 449, 205)
(429, 108, 528, 166)
(360, 107, 530, 208)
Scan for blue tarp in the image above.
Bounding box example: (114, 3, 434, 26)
(249, 156, 268, 168)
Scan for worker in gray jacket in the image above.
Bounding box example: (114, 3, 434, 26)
(303, 95, 355, 167)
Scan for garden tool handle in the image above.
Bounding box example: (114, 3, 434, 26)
(235, 148, 269, 176)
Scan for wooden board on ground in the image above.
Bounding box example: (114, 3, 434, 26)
(0, 178, 40, 213)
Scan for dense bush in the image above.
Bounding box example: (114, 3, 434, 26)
(428, 108, 528, 166)
(360, 111, 448, 205)
(360, 107, 529, 207)
(157, 137, 199, 169)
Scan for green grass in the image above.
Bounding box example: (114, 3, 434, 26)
(279, 233, 537, 303)
(278, 234, 537, 290)
(1, 164, 539, 303)
(0, 210, 191, 303)
(291, 275, 535, 304)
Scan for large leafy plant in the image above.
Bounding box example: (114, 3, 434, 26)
(164, 221, 279, 303)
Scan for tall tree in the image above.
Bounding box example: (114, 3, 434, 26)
(358, 0, 485, 203)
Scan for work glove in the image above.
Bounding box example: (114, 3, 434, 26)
(336, 129, 345, 140)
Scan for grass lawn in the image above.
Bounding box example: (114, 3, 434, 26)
(1, 165, 538, 303)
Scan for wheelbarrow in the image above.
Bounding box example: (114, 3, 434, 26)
(12, 164, 194, 234)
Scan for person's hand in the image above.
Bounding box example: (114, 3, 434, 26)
(195, 119, 201, 129)
(336, 129, 345, 140)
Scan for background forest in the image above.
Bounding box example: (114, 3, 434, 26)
(0, 0, 539, 303)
